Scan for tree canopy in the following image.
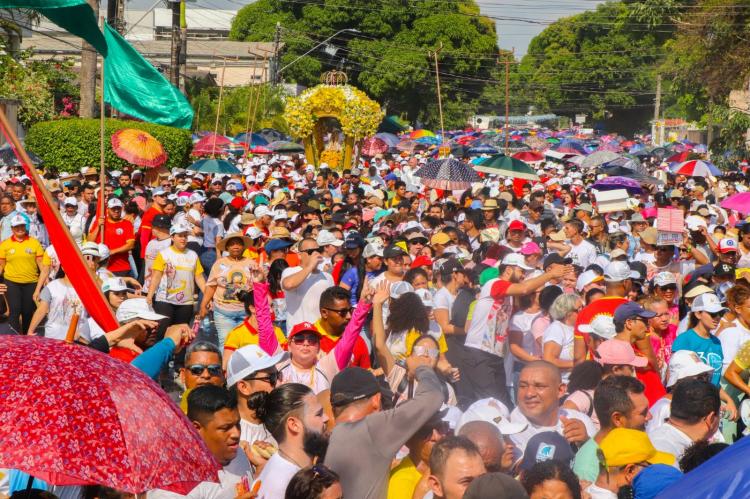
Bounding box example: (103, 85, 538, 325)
(230, 0, 502, 129)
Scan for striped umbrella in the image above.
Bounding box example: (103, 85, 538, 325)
(670, 160, 721, 177)
(414, 158, 482, 190)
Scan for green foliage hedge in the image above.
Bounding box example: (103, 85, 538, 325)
(25, 118, 193, 172)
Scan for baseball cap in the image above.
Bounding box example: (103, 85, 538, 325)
(116, 298, 167, 323)
(188, 193, 205, 204)
(543, 253, 572, 270)
(520, 241, 542, 255)
(576, 269, 603, 292)
(344, 232, 366, 249)
(81, 241, 100, 257)
(640, 227, 658, 245)
(714, 262, 735, 278)
(265, 238, 293, 253)
(501, 253, 533, 270)
(170, 221, 191, 235)
(9, 214, 26, 227)
(363, 243, 384, 258)
(457, 398, 527, 436)
(226, 344, 285, 388)
(152, 188, 166, 197)
(613, 302, 656, 322)
(151, 214, 171, 230)
(718, 238, 738, 253)
(316, 229, 343, 247)
(287, 321, 321, 339)
(254, 205, 271, 218)
(604, 261, 639, 282)
(598, 428, 675, 468)
(666, 350, 714, 387)
(383, 245, 407, 259)
(463, 473, 529, 499)
(684, 284, 713, 299)
(330, 367, 381, 407)
(63, 196, 78, 207)
(653, 272, 677, 287)
(595, 339, 648, 367)
(107, 198, 124, 209)
(579, 315, 617, 339)
(610, 248, 627, 260)
(519, 431, 575, 471)
(431, 232, 451, 245)
(508, 220, 527, 232)
(389, 280, 414, 299)
(101, 278, 133, 293)
(576, 202, 594, 213)
(273, 210, 288, 221)
(414, 288, 433, 308)
(691, 293, 727, 313)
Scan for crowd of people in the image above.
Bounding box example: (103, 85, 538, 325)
(2, 146, 750, 499)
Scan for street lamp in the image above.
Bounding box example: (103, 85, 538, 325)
(276, 28, 360, 80)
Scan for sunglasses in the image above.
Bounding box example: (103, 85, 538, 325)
(659, 284, 677, 292)
(656, 246, 675, 252)
(246, 371, 279, 386)
(292, 333, 320, 345)
(186, 364, 223, 377)
(412, 345, 439, 359)
(324, 306, 352, 317)
(409, 238, 428, 245)
(301, 247, 321, 255)
(705, 310, 725, 319)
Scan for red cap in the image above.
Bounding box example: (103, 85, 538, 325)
(508, 220, 527, 232)
(410, 255, 433, 269)
(230, 197, 245, 210)
(288, 322, 321, 339)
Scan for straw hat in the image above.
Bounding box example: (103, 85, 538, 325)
(216, 232, 253, 252)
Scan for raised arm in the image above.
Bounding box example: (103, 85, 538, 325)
(371, 281, 396, 376)
(332, 289, 373, 370)
(252, 274, 283, 355)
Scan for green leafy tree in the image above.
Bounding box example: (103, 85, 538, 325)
(230, 0, 500, 129)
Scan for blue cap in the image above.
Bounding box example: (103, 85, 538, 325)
(613, 302, 656, 323)
(384, 173, 398, 182)
(633, 464, 682, 499)
(265, 238, 292, 253)
(344, 232, 366, 249)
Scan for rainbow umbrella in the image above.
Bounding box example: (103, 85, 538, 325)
(410, 129, 436, 139)
(670, 160, 721, 177)
(110, 129, 167, 168)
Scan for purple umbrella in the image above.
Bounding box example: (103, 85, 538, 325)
(720, 192, 750, 215)
(591, 176, 644, 195)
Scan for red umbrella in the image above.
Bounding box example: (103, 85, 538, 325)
(512, 151, 544, 162)
(361, 137, 388, 156)
(250, 145, 274, 154)
(0, 336, 220, 494)
(666, 151, 690, 163)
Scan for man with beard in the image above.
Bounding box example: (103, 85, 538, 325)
(459, 255, 569, 407)
(254, 383, 329, 498)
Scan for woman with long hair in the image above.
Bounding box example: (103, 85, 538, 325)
(200, 197, 225, 275)
(268, 258, 290, 334)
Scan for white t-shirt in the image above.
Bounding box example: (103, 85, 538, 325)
(240, 418, 276, 447)
(567, 239, 597, 269)
(718, 323, 750, 372)
(509, 311, 541, 366)
(40, 279, 93, 341)
(432, 287, 456, 314)
(542, 320, 575, 382)
(646, 396, 672, 434)
(465, 279, 513, 358)
(148, 451, 252, 499)
(143, 237, 172, 293)
(584, 483, 617, 499)
(187, 208, 204, 245)
(61, 212, 85, 246)
(278, 361, 331, 394)
(254, 452, 300, 499)
(647, 422, 692, 464)
(509, 407, 596, 457)
(281, 267, 333, 327)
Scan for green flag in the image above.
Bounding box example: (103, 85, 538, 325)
(0, 0, 107, 55)
(103, 23, 194, 129)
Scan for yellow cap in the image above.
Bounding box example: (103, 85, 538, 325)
(599, 428, 675, 468)
(431, 232, 451, 245)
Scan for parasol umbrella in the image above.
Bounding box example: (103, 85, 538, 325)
(600, 165, 663, 185)
(474, 154, 539, 181)
(592, 176, 644, 195)
(649, 146, 669, 160)
(410, 129, 435, 140)
(267, 140, 305, 153)
(524, 135, 549, 150)
(111, 129, 167, 168)
(250, 145, 274, 155)
(414, 158, 482, 190)
(597, 141, 623, 153)
(396, 139, 428, 153)
(720, 192, 750, 215)
(257, 128, 291, 143)
(374, 132, 400, 147)
(581, 151, 621, 170)
(188, 158, 241, 174)
(361, 137, 389, 156)
(666, 151, 691, 163)
(0, 335, 220, 494)
(670, 159, 721, 177)
(191, 133, 233, 157)
(553, 139, 586, 155)
(512, 151, 544, 162)
(468, 144, 500, 155)
(414, 136, 442, 146)
(453, 134, 478, 146)
(628, 143, 646, 153)
(0, 144, 41, 167)
(234, 132, 268, 147)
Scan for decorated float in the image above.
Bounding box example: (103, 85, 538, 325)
(284, 71, 383, 169)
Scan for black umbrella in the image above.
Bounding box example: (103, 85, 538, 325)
(600, 165, 664, 185)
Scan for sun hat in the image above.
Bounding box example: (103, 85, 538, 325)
(226, 344, 285, 388)
(217, 232, 253, 252)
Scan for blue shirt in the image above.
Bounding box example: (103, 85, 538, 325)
(340, 268, 382, 305)
(672, 328, 724, 385)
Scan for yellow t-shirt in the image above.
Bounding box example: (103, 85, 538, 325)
(387, 456, 422, 499)
(224, 319, 287, 351)
(0, 237, 42, 283)
(733, 340, 750, 370)
(152, 246, 204, 305)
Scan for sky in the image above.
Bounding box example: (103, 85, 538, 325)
(124, 0, 603, 56)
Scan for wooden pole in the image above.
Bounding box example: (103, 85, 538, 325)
(212, 56, 228, 158)
(503, 49, 513, 155)
(244, 58, 261, 140)
(98, 17, 107, 243)
(428, 43, 445, 153)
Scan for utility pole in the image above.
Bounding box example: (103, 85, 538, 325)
(653, 74, 662, 146)
(271, 22, 282, 85)
(502, 49, 514, 154)
(79, 0, 99, 118)
(170, 0, 181, 88)
(428, 42, 445, 148)
(179, 0, 187, 93)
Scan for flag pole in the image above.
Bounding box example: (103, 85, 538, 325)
(98, 16, 107, 243)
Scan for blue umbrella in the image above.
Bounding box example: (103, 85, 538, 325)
(374, 132, 400, 147)
(188, 158, 241, 174)
(414, 136, 442, 146)
(468, 144, 500, 155)
(234, 132, 268, 146)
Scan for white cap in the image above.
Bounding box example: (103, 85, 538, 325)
(273, 210, 288, 221)
(9, 214, 26, 227)
(667, 350, 714, 387)
(576, 269, 603, 292)
(685, 215, 708, 231)
(170, 221, 191, 235)
(116, 298, 167, 323)
(691, 293, 726, 314)
(102, 277, 133, 293)
(316, 229, 343, 247)
(362, 243, 384, 258)
(152, 188, 166, 197)
(226, 344, 285, 388)
(607, 221, 621, 233)
(457, 398, 527, 435)
(245, 226, 264, 240)
(254, 205, 271, 219)
(578, 315, 617, 339)
(107, 198, 124, 209)
(415, 288, 433, 308)
(189, 193, 205, 204)
(501, 253, 533, 270)
(81, 241, 100, 258)
(390, 280, 414, 300)
(604, 261, 639, 282)
(245, 175, 256, 183)
(98, 244, 110, 260)
(653, 272, 677, 287)
(63, 197, 78, 207)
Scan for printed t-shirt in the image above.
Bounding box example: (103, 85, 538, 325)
(314, 319, 371, 369)
(103, 218, 135, 273)
(386, 327, 448, 361)
(143, 237, 172, 292)
(733, 340, 750, 370)
(672, 329, 724, 385)
(206, 257, 253, 313)
(41, 245, 60, 284)
(223, 319, 287, 352)
(151, 246, 203, 305)
(0, 236, 42, 283)
(464, 279, 513, 358)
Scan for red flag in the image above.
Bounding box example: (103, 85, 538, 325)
(0, 121, 118, 332)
